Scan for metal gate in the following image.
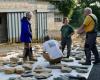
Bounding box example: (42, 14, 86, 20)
(36, 12, 48, 42)
(7, 12, 26, 43)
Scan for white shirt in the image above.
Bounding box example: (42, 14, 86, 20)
(43, 40, 63, 59)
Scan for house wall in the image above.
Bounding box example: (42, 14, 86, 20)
(36, 1, 62, 39)
(0, 1, 36, 43)
(0, 0, 62, 43)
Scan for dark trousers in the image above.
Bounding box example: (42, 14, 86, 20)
(84, 32, 99, 63)
(61, 37, 72, 57)
(23, 43, 33, 61)
(49, 57, 62, 65)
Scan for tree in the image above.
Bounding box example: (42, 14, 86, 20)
(79, 0, 100, 8)
(70, 7, 84, 28)
(49, 0, 100, 31)
(49, 0, 76, 17)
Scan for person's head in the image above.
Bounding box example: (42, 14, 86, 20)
(44, 35, 50, 42)
(26, 12, 33, 20)
(63, 17, 70, 24)
(84, 7, 92, 16)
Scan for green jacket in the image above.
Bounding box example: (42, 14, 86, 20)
(60, 24, 74, 39)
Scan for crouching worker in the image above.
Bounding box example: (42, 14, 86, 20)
(42, 36, 63, 65)
(20, 12, 34, 61)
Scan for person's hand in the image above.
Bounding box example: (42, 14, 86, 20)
(77, 30, 81, 34)
(77, 28, 84, 34)
(77, 24, 85, 34)
(77, 28, 81, 34)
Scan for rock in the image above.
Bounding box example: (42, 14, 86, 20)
(15, 66, 25, 74)
(17, 61, 23, 65)
(3, 60, 10, 65)
(33, 66, 52, 73)
(75, 53, 85, 60)
(0, 62, 3, 66)
(0, 66, 5, 72)
(32, 65, 52, 79)
(62, 58, 74, 62)
(75, 57, 82, 60)
(23, 64, 32, 70)
(34, 45, 41, 49)
(4, 67, 15, 74)
(69, 65, 88, 69)
(15, 77, 37, 80)
(61, 66, 72, 73)
(0, 59, 4, 66)
(10, 57, 18, 64)
(56, 75, 86, 80)
(53, 76, 69, 80)
(25, 61, 35, 64)
(9, 77, 16, 80)
(33, 54, 41, 57)
(46, 64, 68, 69)
(21, 73, 33, 77)
(78, 59, 85, 64)
(0, 53, 7, 57)
(34, 65, 43, 69)
(38, 49, 43, 53)
(76, 48, 84, 51)
(76, 68, 88, 73)
(33, 72, 52, 79)
(17, 54, 23, 58)
(46, 64, 62, 69)
(77, 66, 89, 69)
(9, 63, 17, 67)
(24, 70, 32, 74)
(30, 57, 37, 61)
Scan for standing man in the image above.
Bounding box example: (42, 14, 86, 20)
(61, 17, 74, 58)
(77, 7, 100, 65)
(20, 12, 33, 61)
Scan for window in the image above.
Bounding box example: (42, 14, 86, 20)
(54, 13, 63, 22)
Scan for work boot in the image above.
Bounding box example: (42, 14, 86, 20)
(66, 55, 70, 58)
(29, 47, 34, 61)
(93, 59, 100, 65)
(23, 48, 29, 62)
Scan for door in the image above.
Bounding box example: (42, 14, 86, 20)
(7, 12, 26, 43)
(0, 13, 8, 43)
(36, 12, 48, 42)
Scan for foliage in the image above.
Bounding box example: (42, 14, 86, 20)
(70, 7, 84, 28)
(49, 0, 76, 17)
(49, 0, 100, 30)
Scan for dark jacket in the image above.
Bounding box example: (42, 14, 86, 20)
(20, 17, 32, 43)
(61, 24, 74, 39)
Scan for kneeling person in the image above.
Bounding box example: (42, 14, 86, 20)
(42, 36, 63, 64)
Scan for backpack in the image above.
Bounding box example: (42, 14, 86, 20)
(89, 14, 98, 32)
